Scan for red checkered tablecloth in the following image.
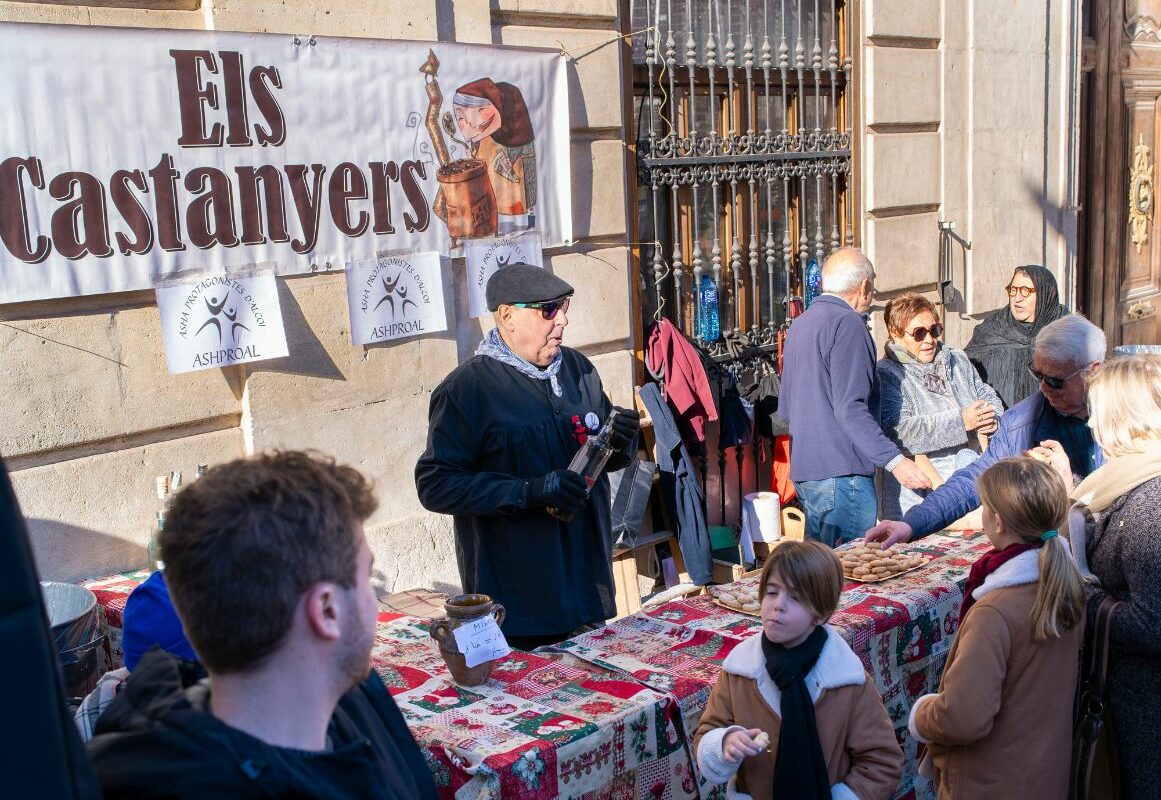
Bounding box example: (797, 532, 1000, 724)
(82, 569, 152, 670)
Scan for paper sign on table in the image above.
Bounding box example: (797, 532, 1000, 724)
(155, 269, 289, 374)
(452, 615, 512, 668)
(345, 251, 447, 345)
(464, 231, 543, 318)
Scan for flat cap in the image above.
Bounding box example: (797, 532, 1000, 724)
(486, 263, 574, 311)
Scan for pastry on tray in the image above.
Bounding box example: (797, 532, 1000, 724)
(710, 584, 762, 614)
(839, 540, 927, 582)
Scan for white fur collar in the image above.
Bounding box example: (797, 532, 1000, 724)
(971, 550, 1041, 601)
(721, 625, 865, 718)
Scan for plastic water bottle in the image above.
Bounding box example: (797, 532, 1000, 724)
(804, 258, 822, 308)
(698, 275, 721, 341)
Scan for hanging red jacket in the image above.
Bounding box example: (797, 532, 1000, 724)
(645, 318, 718, 444)
(770, 434, 797, 504)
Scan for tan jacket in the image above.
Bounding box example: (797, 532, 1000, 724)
(910, 551, 1083, 799)
(693, 626, 903, 800)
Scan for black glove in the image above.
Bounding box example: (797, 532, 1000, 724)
(526, 469, 588, 516)
(607, 407, 641, 451)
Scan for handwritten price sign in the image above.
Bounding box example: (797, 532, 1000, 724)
(452, 615, 512, 668)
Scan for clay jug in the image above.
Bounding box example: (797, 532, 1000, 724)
(429, 593, 506, 687)
(436, 158, 497, 239)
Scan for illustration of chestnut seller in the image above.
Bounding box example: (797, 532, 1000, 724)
(450, 78, 537, 220)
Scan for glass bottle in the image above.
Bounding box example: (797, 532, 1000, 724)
(548, 411, 620, 523)
(698, 275, 721, 341)
(147, 475, 170, 572)
(804, 258, 822, 308)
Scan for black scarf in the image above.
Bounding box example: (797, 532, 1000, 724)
(762, 626, 831, 800)
(965, 265, 1069, 409)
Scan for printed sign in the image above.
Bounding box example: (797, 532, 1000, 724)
(155, 270, 288, 374)
(0, 23, 572, 303)
(345, 251, 447, 344)
(452, 615, 512, 669)
(464, 231, 544, 318)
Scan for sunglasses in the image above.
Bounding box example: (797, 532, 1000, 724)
(1027, 363, 1086, 389)
(512, 297, 570, 320)
(906, 323, 944, 342)
(1005, 285, 1036, 299)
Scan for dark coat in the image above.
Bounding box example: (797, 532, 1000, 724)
(1083, 476, 1161, 800)
(87, 648, 438, 799)
(414, 347, 623, 637)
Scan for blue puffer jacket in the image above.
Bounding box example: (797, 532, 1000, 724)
(902, 392, 1105, 537)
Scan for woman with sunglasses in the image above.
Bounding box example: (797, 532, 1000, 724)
(965, 265, 1070, 409)
(877, 293, 1004, 519)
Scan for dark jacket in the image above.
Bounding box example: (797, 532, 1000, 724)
(903, 392, 1104, 537)
(414, 347, 623, 637)
(779, 294, 901, 482)
(87, 648, 438, 799)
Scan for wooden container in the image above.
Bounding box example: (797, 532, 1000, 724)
(429, 593, 506, 686)
(437, 158, 497, 239)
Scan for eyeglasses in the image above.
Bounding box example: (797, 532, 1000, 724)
(512, 297, 571, 320)
(1005, 285, 1036, 299)
(906, 323, 944, 342)
(1027, 363, 1086, 389)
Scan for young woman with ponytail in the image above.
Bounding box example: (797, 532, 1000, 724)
(908, 457, 1084, 799)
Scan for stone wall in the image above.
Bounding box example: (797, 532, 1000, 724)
(861, 0, 1078, 348)
(0, 0, 633, 594)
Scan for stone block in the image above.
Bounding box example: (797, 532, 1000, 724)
(365, 511, 461, 595)
(496, 24, 622, 130)
(973, 0, 1047, 54)
(866, 0, 941, 41)
(865, 46, 939, 126)
(0, 306, 241, 458)
(246, 390, 433, 522)
(15, 427, 243, 582)
(866, 131, 940, 212)
(863, 210, 941, 293)
(242, 271, 460, 421)
(551, 246, 632, 351)
(210, 0, 437, 40)
(590, 348, 634, 407)
(571, 138, 628, 240)
(493, 0, 617, 18)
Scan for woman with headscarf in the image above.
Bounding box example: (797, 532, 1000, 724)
(965, 265, 1069, 409)
(452, 78, 537, 219)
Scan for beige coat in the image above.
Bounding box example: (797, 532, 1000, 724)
(909, 551, 1083, 799)
(693, 625, 903, 800)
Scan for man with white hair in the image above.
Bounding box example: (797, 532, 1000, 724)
(867, 313, 1107, 547)
(779, 247, 932, 546)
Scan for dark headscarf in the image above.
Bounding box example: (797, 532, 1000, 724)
(965, 265, 1068, 409)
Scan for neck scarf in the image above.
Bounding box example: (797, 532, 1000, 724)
(964, 265, 1069, 408)
(886, 341, 952, 397)
(1067, 447, 1161, 582)
(959, 541, 1041, 624)
(762, 626, 830, 800)
(476, 327, 563, 397)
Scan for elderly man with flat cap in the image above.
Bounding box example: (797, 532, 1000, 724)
(415, 263, 639, 649)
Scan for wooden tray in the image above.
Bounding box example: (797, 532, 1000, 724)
(842, 556, 932, 584)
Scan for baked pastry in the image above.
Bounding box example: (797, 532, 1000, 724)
(838, 542, 927, 581)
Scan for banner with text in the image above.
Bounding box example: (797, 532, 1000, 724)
(464, 231, 544, 318)
(345, 251, 447, 345)
(156, 270, 289, 374)
(0, 23, 572, 304)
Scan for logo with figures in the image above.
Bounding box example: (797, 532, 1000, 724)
(348, 251, 447, 345)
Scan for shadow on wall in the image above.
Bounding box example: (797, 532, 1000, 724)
(247, 277, 345, 381)
(26, 518, 147, 583)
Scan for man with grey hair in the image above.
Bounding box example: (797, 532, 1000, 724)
(867, 313, 1107, 547)
(779, 247, 932, 546)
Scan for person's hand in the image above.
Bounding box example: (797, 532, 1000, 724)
(722, 728, 767, 763)
(527, 470, 588, 515)
(961, 400, 996, 433)
(1025, 439, 1072, 486)
(891, 458, 933, 491)
(866, 520, 915, 547)
(607, 407, 640, 450)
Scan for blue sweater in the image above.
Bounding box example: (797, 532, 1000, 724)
(903, 392, 1106, 537)
(779, 295, 902, 482)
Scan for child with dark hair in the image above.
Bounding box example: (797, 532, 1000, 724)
(694, 540, 902, 800)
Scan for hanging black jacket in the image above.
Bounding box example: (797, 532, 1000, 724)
(87, 649, 438, 800)
(414, 348, 625, 637)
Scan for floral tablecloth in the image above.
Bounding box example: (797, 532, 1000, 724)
(82, 569, 152, 670)
(557, 530, 993, 800)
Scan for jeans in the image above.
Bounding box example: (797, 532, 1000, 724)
(795, 475, 878, 547)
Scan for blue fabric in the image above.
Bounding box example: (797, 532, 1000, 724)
(796, 475, 878, 547)
(638, 382, 713, 584)
(779, 295, 902, 482)
(121, 571, 197, 671)
(902, 392, 1107, 538)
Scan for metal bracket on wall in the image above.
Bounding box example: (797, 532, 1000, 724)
(937, 220, 972, 306)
